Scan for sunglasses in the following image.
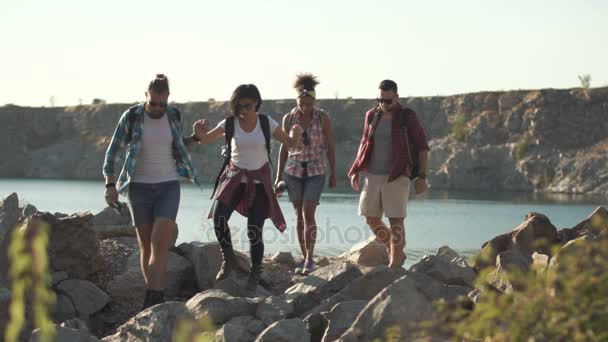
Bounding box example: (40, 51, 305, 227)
(377, 98, 393, 105)
(148, 101, 168, 108)
(237, 103, 256, 111)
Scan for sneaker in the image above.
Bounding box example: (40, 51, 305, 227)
(294, 260, 305, 275)
(301, 260, 315, 275)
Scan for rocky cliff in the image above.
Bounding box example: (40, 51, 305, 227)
(1, 87, 607, 195)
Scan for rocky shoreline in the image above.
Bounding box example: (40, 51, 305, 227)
(0, 191, 607, 341)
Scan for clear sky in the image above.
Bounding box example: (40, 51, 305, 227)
(1, 0, 607, 106)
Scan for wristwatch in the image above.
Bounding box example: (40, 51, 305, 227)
(417, 173, 427, 180)
(105, 182, 116, 189)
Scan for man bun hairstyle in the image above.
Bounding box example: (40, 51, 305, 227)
(378, 79, 398, 93)
(148, 74, 170, 94)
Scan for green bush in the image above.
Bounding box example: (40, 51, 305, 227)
(450, 113, 470, 142)
(427, 238, 608, 341)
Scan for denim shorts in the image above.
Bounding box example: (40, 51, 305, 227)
(285, 174, 325, 204)
(128, 181, 180, 226)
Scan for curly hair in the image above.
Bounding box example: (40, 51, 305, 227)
(293, 73, 320, 91)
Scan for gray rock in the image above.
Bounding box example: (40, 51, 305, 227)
(0, 288, 10, 336)
(31, 325, 101, 342)
(315, 257, 330, 268)
(410, 246, 476, 287)
(177, 242, 251, 291)
(338, 236, 388, 267)
(215, 316, 265, 342)
(103, 302, 193, 342)
(271, 252, 296, 266)
(92, 205, 134, 238)
(512, 213, 559, 256)
(303, 313, 327, 342)
(256, 296, 294, 326)
(284, 262, 363, 316)
(21, 204, 38, 219)
(106, 250, 193, 304)
(304, 266, 406, 316)
(255, 318, 310, 342)
(488, 249, 533, 293)
(0, 193, 21, 275)
(56, 279, 109, 316)
(52, 271, 69, 286)
(321, 301, 368, 342)
(54, 293, 77, 322)
(336, 271, 469, 341)
(214, 273, 272, 299)
(186, 289, 259, 325)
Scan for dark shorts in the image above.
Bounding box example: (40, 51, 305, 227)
(128, 180, 180, 226)
(285, 174, 325, 204)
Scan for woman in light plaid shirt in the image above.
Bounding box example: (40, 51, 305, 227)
(275, 74, 337, 275)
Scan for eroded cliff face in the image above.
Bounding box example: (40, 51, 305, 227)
(1, 86, 606, 195)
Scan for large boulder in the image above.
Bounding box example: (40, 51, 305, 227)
(106, 250, 193, 304)
(474, 233, 513, 271)
(186, 289, 259, 325)
(410, 246, 476, 287)
(338, 236, 389, 267)
(176, 242, 250, 291)
(0, 192, 20, 243)
(255, 318, 310, 342)
(303, 313, 327, 342)
(336, 271, 469, 342)
(31, 325, 102, 342)
(92, 205, 134, 239)
(487, 249, 533, 294)
(304, 266, 406, 316)
(321, 301, 368, 342)
(283, 262, 363, 316)
(512, 212, 559, 256)
(215, 316, 265, 342)
(102, 302, 193, 342)
(0, 288, 10, 337)
(270, 252, 296, 267)
(558, 207, 608, 243)
(214, 274, 272, 299)
(55, 279, 110, 317)
(43, 212, 101, 279)
(256, 296, 294, 327)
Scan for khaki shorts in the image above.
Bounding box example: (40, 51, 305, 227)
(358, 174, 410, 218)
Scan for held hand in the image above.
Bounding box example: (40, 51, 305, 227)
(194, 119, 209, 139)
(104, 186, 118, 206)
(414, 177, 429, 195)
(329, 173, 337, 189)
(350, 173, 360, 191)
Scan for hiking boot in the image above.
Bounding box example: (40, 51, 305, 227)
(301, 260, 315, 275)
(247, 264, 262, 292)
(216, 247, 238, 282)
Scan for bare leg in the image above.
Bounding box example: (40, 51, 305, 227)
(366, 216, 392, 258)
(148, 218, 178, 290)
(135, 224, 153, 285)
(293, 201, 306, 259)
(303, 201, 319, 262)
(388, 217, 406, 268)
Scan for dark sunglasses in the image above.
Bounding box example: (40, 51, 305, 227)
(237, 103, 256, 111)
(377, 98, 393, 105)
(148, 101, 168, 108)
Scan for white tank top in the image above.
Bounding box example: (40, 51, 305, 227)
(131, 113, 179, 183)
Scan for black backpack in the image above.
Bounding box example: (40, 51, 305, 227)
(367, 106, 420, 179)
(125, 104, 182, 144)
(210, 114, 272, 199)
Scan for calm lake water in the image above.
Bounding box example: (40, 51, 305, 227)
(1, 179, 606, 267)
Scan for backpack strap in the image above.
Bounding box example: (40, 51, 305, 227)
(126, 105, 140, 144)
(210, 116, 235, 199)
(399, 107, 419, 178)
(258, 114, 272, 165)
(366, 106, 382, 138)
